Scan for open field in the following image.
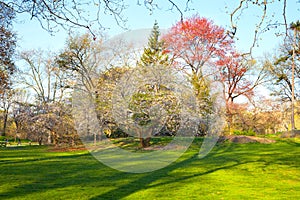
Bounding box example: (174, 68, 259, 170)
(0, 137, 299, 199)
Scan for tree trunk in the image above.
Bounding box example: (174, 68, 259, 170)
(95, 91, 103, 142)
(139, 137, 151, 148)
(48, 132, 52, 144)
(2, 109, 8, 136)
(71, 138, 75, 146)
(98, 128, 103, 142)
(52, 131, 58, 147)
(94, 133, 97, 145)
(225, 97, 235, 135)
(291, 27, 296, 130)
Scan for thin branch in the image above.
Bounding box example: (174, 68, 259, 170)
(166, 0, 183, 21)
(229, 0, 245, 38)
(283, 0, 288, 37)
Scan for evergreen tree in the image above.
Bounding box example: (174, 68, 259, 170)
(129, 21, 174, 147)
(140, 20, 168, 67)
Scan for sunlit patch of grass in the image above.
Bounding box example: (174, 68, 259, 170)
(0, 138, 299, 199)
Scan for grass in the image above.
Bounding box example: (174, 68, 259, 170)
(0, 137, 299, 199)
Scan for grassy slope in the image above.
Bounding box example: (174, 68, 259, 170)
(0, 138, 299, 200)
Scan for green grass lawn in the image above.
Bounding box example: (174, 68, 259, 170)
(0, 137, 299, 200)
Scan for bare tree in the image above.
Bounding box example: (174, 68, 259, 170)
(16, 49, 71, 144)
(289, 21, 300, 130)
(264, 21, 300, 130)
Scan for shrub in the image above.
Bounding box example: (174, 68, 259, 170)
(233, 129, 256, 136)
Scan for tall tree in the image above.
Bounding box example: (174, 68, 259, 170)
(133, 21, 174, 147)
(57, 32, 142, 144)
(0, 2, 16, 136)
(19, 50, 66, 104)
(217, 52, 266, 133)
(17, 50, 70, 144)
(56, 33, 107, 143)
(265, 21, 300, 130)
(0, 2, 16, 95)
(289, 20, 300, 130)
(162, 15, 233, 116)
(0, 89, 14, 136)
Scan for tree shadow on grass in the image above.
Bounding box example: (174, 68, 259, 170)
(92, 140, 300, 199)
(0, 140, 299, 199)
(90, 154, 256, 200)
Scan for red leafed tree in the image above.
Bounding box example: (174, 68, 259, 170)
(162, 15, 267, 135)
(162, 15, 232, 74)
(218, 52, 254, 104)
(217, 52, 265, 133)
(162, 15, 233, 117)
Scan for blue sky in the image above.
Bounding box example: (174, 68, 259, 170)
(14, 1, 300, 57)
(11, 1, 300, 103)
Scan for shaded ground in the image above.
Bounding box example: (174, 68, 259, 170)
(0, 137, 299, 199)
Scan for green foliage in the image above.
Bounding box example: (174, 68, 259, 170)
(0, 135, 14, 141)
(233, 129, 256, 136)
(275, 131, 283, 135)
(96, 66, 130, 138)
(189, 72, 214, 136)
(112, 22, 178, 146)
(190, 72, 213, 116)
(139, 20, 169, 67)
(106, 127, 128, 138)
(290, 20, 300, 31)
(128, 83, 180, 134)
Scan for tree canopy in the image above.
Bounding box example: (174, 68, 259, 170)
(0, 2, 16, 94)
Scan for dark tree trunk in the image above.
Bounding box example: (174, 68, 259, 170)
(2, 110, 8, 136)
(139, 137, 151, 148)
(94, 91, 103, 142)
(225, 98, 234, 135)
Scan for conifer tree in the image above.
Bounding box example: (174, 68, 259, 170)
(130, 21, 173, 147)
(140, 20, 168, 67)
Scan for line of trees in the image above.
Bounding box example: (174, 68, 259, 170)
(1, 15, 300, 146)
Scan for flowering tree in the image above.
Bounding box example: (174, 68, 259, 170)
(162, 16, 233, 117)
(163, 16, 268, 134)
(15, 50, 78, 145)
(217, 52, 266, 132)
(163, 16, 232, 74)
(218, 53, 256, 103)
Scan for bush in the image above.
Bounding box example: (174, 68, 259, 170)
(275, 131, 282, 135)
(0, 136, 14, 141)
(108, 127, 129, 138)
(233, 129, 256, 136)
